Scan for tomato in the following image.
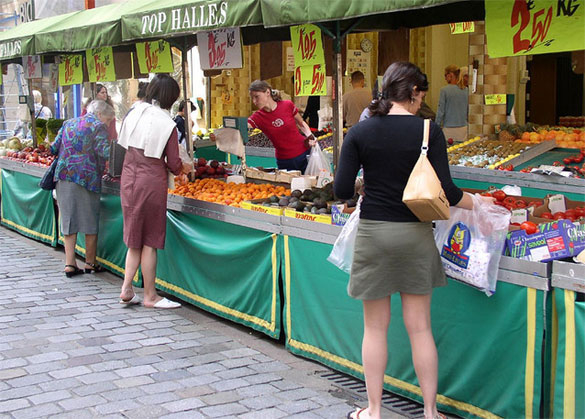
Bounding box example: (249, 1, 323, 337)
(574, 155, 584, 163)
(553, 212, 566, 220)
(565, 209, 577, 219)
(504, 203, 516, 211)
(574, 207, 585, 217)
(566, 215, 577, 222)
(492, 190, 507, 202)
(528, 201, 543, 208)
(480, 191, 492, 197)
(541, 212, 554, 219)
(503, 197, 516, 206)
(510, 222, 521, 226)
(505, 164, 514, 171)
(515, 200, 527, 208)
(552, 161, 563, 166)
(520, 221, 538, 235)
(563, 158, 573, 165)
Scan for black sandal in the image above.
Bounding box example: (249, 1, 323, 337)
(84, 262, 105, 274)
(65, 265, 84, 278)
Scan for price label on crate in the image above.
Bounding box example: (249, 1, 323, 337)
(486, 0, 584, 57)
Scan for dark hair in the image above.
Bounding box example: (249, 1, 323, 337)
(137, 81, 149, 99)
(368, 62, 428, 117)
(249, 80, 281, 102)
(145, 74, 180, 110)
(351, 71, 365, 83)
(178, 100, 195, 113)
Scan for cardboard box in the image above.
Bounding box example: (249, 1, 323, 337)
(284, 208, 331, 224)
(506, 219, 585, 262)
(244, 167, 277, 182)
(240, 199, 283, 216)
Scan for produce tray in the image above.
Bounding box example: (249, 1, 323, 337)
(515, 148, 583, 170)
(0, 157, 47, 177)
(505, 140, 557, 169)
(551, 260, 585, 291)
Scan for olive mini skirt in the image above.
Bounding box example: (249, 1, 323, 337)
(348, 218, 447, 300)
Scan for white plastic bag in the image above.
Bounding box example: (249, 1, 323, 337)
(434, 194, 511, 296)
(328, 199, 361, 274)
(305, 144, 329, 176)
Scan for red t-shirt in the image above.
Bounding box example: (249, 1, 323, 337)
(248, 100, 308, 160)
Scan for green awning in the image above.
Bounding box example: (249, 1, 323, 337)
(33, 1, 151, 54)
(121, 0, 264, 43)
(0, 11, 78, 60)
(260, 0, 484, 31)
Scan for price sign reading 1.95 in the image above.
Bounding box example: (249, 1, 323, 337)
(290, 24, 325, 67)
(486, 0, 584, 58)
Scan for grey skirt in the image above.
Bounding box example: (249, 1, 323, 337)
(56, 180, 101, 235)
(348, 218, 446, 300)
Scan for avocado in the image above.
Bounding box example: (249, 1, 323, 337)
(311, 206, 318, 214)
(269, 195, 279, 203)
(278, 198, 289, 207)
(293, 201, 306, 212)
(317, 208, 329, 214)
(291, 189, 302, 198)
(288, 201, 297, 208)
(303, 190, 315, 200)
(313, 198, 327, 209)
(346, 199, 357, 208)
(289, 197, 299, 203)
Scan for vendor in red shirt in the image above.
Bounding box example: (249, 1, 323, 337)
(247, 80, 316, 173)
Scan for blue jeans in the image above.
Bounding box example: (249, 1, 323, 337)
(276, 151, 309, 174)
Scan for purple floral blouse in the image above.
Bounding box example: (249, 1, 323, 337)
(50, 113, 110, 193)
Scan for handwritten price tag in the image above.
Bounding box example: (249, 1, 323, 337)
(294, 64, 327, 96)
(486, 0, 584, 57)
(59, 54, 83, 86)
(449, 22, 475, 34)
(197, 28, 243, 70)
(86, 47, 116, 82)
(290, 24, 325, 67)
(136, 40, 173, 74)
(484, 94, 507, 105)
(23, 55, 42, 79)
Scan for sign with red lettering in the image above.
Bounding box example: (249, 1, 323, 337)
(86, 47, 116, 82)
(486, 0, 584, 57)
(197, 27, 242, 70)
(290, 24, 325, 66)
(136, 40, 174, 73)
(23, 55, 42, 79)
(294, 64, 327, 96)
(58, 54, 83, 86)
(449, 22, 475, 34)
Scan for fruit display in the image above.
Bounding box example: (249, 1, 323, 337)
(246, 129, 273, 148)
(447, 137, 530, 169)
(170, 178, 290, 207)
(0, 144, 54, 167)
(317, 128, 347, 154)
(189, 157, 229, 180)
(496, 123, 585, 148)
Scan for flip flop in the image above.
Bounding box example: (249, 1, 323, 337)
(119, 294, 141, 305)
(147, 297, 181, 309)
(347, 408, 367, 419)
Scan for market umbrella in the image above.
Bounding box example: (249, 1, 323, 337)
(0, 11, 79, 62)
(260, 0, 485, 169)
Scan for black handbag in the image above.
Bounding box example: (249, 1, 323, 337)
(39, 158, 58, 190)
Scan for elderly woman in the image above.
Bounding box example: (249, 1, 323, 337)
(117, 74, 191, 309)
(32, 90, 52, 120)
(51, 99, 114, 277)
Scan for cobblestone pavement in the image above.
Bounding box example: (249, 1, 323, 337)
(0, 227, 406, 419)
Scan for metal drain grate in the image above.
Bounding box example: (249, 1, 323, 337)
(319, 370, 430, 418)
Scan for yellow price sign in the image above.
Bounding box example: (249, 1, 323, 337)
(290, 24, 325, 67)
(449, 22, 475, 34)
(136, 40, 174, 74)
(59, 54, 83, 86)
(486, 0, 584, 57)
(294, 64, 327, 97)
(86, 47, 116, 83)
(485, 94, 507, 105)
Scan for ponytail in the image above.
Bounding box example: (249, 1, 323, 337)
(270, 89, 282, 102)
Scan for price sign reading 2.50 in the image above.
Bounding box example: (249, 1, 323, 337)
(511, 0, 553, 53)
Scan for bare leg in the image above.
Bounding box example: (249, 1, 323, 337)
(360, 297, 391, 419)
(63, 234, 78, 272)
(84, 234, 98, 267)
(120, 247, 141, 301)
(401, 293, 439, 419)
(140, 246, 161, 306)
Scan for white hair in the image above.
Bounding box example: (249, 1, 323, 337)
(32, 90, 42, 104)
(86, 99, 114, 118)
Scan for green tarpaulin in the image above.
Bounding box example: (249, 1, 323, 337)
(121, 0, 263, 42)
(0, 169, 56, 246)
(283, 235, 545, 419)
(260, 0, 484, 30)
(0, 11, 77, 60)
(33, 1, 152, 54)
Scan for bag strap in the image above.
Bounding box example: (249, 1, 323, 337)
(420, 119, 430, 156)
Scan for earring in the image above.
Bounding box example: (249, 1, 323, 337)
(410, 97, 415, 104)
